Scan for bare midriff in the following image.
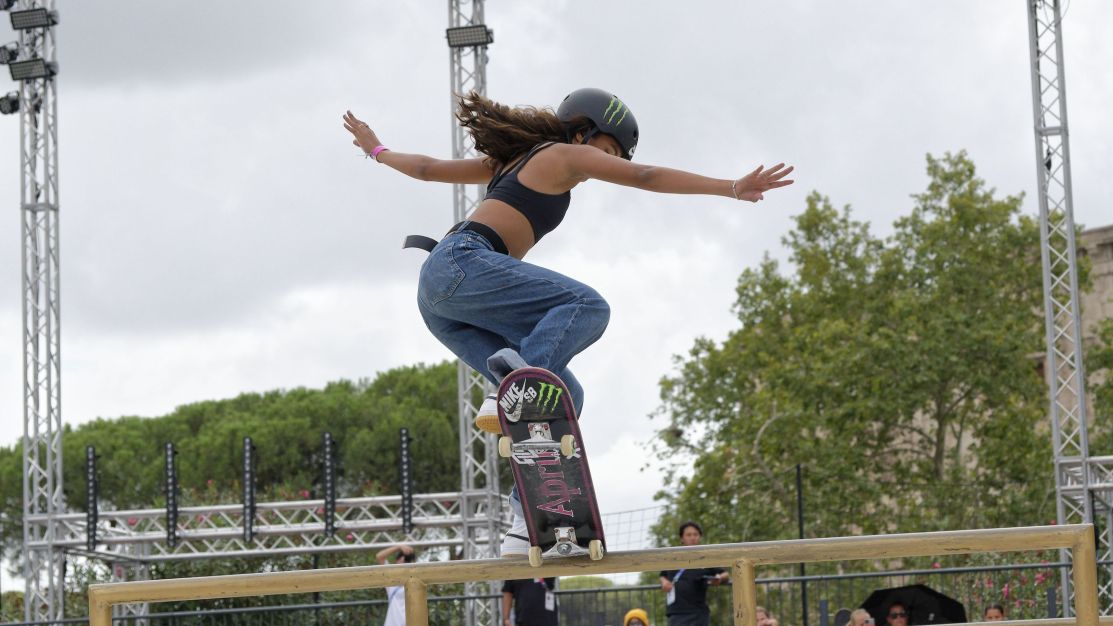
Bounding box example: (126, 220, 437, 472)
(467, 147, 581, 259)
(468, 199, 538, 259)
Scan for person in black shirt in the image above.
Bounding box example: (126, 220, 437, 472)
(501, 578, 557, 626)
(660, 521, 728, 626)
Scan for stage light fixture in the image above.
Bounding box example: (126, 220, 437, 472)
(10, 8, 57, 30)
(0, 42, 18, 64)
(0, 91, 18, 115)
(9, 57, 55, 81)
(446, 24, 493, 48)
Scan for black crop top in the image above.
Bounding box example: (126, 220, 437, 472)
(484, 142, 571, 242)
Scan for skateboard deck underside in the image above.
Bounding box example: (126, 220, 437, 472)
(497, 367, 604, 559)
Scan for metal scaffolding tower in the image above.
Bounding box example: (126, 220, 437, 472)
(1026, 0, 1111, 614)
(446, 3, 502, 626)
(16, 0, 63, 622)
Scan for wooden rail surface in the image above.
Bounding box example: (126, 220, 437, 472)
(87, 524, 1099, 626)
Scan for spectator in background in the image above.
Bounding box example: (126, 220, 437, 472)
(660, 521, 729, 626)
(375, 544, 416, 626)
(984, 605, 1006, 621)
(848, 608, 874, 626)
(886, 602, 910, 626)
(625, 608, 650, 626)
(502, 578, 558, 626)
(757, 607, 780, 626)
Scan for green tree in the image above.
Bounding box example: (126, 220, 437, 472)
(1, 590, 24, 623)
(653, 152, 1056, 555)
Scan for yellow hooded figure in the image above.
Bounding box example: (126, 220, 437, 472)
(625, 608, 650, 626)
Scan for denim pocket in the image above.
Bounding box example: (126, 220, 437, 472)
(417, 244, 466, 308)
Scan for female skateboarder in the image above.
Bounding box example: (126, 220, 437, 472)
(343, 88, 793, 557)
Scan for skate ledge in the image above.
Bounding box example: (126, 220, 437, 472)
(88, 524, 1099, 626)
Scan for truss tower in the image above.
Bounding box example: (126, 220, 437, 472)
(18, 0, 63, 622)
(1026, 0, 1113, 613)
(447, 2, 503, 626)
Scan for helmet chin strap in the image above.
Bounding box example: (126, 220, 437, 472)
(579, 127, 600, 145)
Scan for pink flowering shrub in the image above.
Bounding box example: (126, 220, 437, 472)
(937, 550, 1060, 620)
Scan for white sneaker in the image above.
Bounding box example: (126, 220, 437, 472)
(474, 394, 500, 434)
(500, 513, 530, 559)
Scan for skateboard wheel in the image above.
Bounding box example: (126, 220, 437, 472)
(560, 434, 576, 458)
(528, 546, 543, 568)
(588, 539, 604, 561)
(498, 436, 512, 458)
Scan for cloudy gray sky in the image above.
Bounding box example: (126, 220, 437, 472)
(0, 1, 1111, 575)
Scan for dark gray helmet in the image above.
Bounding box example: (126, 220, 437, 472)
(556, 88, 639, 160)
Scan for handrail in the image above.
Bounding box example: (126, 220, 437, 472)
(87, 523, 1099, 626)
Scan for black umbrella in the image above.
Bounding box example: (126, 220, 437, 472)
(861, 584, 967, 625)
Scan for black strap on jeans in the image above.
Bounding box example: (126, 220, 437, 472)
(402, 234, 438, 252)
(403, 221, 509, 255)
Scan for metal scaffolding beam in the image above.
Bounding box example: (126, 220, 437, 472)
(40, 492, 474, 562)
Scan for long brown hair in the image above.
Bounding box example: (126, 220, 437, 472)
(455, 91, 593, 167)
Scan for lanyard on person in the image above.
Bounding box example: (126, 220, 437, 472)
(667, 569, 685, 606)
(535, 578, 555, 611)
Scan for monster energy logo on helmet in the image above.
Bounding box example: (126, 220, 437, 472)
(602, 97, 631, 126)
(557, 87, 639, 160)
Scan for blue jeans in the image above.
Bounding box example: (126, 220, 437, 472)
(416, 230, 611, 416)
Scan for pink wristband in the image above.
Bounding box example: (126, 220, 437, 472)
(371, 145, 390, 162)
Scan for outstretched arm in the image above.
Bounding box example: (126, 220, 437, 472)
(559, 144, 794, 202)
(343, 110, 494, 184)
(375, 544, 412, 564)
(375, 545, 400, 564)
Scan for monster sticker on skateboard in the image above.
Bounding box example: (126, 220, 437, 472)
(496, 367, 605, 567)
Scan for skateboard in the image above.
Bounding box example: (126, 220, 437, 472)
(496, 367, 605, 567)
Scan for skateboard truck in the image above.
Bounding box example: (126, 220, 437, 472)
(530, 528, 604, 565)
(543, 527, 590, 558)
(529, 423, 552, 441)
(530, 528, 605, 565)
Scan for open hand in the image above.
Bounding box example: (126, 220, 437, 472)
(733, 163, 794, 202)
(343, 110, 382, 155)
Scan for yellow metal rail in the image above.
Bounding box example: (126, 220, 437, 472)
(87, 524, 1099, 626)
